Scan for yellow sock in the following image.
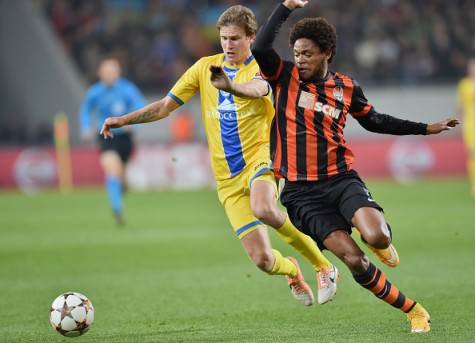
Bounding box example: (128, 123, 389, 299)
(469, 157, 475, 197)
(276, 216, 331, 271)
(268, 249, 298, 277)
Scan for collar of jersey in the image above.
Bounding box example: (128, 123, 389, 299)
(222, 54, 254, 70)
(301, 70, 332, 84)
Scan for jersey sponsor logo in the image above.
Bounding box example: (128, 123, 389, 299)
(298, 91, 342, 119)
(315, 102, 341, 119)
(298, 91, 316, 109)
(333, 86, 344, 102)
(206, 110, 257, 120)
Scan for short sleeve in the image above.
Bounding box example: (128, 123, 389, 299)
(168, 59, 202, 105)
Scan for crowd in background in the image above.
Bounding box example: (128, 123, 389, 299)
(42, 0, 475, 92)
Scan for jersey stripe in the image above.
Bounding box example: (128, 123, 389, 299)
(167, 92, 184, 106)
(322, 77, 338, 176)
(285, 66, 301, 181)
(333, 74, 350, 173)
(340, 75, 355, 170)
(219, 66, 246, 176)
(295, 82, 307, 179)
(272, 85, 283, 175)
(304, 83, 318, 179)
(315, 81, 328, 179)
(276, 74, 290, 178)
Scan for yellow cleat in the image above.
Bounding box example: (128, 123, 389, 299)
(407, 303, 431, 333)
(365, 242, 400, 267)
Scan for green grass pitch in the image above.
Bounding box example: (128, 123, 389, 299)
(1, 178, 475, 342)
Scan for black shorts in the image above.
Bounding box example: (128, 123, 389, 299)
(280, 170, 383, 250)
(97, 132, 133, 163)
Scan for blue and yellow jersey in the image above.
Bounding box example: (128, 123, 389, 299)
(168, 53, 275, 181)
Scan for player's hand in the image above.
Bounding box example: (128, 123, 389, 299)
(283, 0, 309, 10)
(209, 65, 233, 93)
(100, 117, 124, 139)
(426, 117, 460, 135)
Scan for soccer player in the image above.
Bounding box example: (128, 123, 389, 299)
(458, 58, 475, 198)
(100, 5, 338, 306)
(252, 0, 460, 333)
(80, 58, 146, 225)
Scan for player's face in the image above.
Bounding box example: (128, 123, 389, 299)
(219, 25, 254, 66)
(293, 38, 331, 81)
(98, 59, 121, 86)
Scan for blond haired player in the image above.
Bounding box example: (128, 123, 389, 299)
(458, 58, 475, 198)
(101, 5, 338, 305)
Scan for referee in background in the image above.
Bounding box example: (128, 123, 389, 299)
(79, 58, 146, 225)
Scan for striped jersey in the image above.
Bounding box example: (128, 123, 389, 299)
(168, 53, 274, 181)
(263, 60, 373, 181)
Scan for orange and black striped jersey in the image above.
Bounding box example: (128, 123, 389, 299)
(263, 62, 372, 181)
(252, 3, 427, 182)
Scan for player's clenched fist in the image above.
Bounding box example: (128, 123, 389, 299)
(100, 117, 124, 139)
(283, 0, 309, 10)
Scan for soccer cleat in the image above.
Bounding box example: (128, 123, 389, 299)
(113, 210, 125, 226)
(316, 265, 339, 304)
(286, 257, 315, 306)
(366, 243, 400, 267)
(407, 303, 431, 333)
(355, 231, 400, 267)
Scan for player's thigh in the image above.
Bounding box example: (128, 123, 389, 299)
(218, 180, 263, 239)
(100, 150, 124, 177)
(249, 171, 279, 211)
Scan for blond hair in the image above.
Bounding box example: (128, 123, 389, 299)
(216, 5, 257, 37)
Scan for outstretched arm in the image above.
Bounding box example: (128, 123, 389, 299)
(356, 111, 459, 135)
(351, 81, 460, 135)
(100, 96, 180, 139)
(252, 1, 308, 79)
(209, 65, 269, 99)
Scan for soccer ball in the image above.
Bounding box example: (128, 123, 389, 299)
(49, 292, 94, 337)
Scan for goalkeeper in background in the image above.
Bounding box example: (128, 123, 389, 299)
(101, 5, 338, 306)
(79, 58, 146, 225)
(458, 57, 475, 198)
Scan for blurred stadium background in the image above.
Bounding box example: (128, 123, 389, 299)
(1, 1, 475, 342)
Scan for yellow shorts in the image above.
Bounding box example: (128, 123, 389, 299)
(216, 158, 277, 239)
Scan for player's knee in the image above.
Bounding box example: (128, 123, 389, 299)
(251, 203, 279, 225)
(249, 250, 274, 272)
(363, 226, 391, 249)
(342, 252, 368, 274)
